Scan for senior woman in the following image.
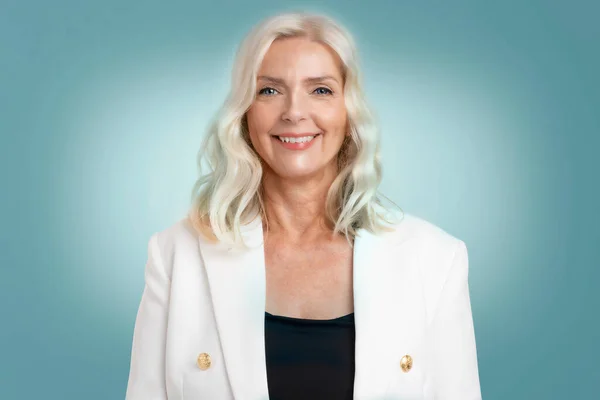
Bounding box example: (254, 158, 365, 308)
(125, 11, 482, 400)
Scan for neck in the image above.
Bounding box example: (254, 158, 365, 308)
(260, 167, 339, 244)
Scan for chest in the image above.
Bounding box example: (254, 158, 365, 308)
(263, 237, 354, 318)
(177, 225, 436, 399)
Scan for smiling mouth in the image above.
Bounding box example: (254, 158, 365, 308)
(273, 133, 321, 143)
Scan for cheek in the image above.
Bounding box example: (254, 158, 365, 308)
(245, 107, 276, 158)
(246, 110, 263, 143)
(247, 105, 276, 136)
(315, 103, 347, 131)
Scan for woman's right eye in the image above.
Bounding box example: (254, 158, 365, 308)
(258, 87, 278, 96)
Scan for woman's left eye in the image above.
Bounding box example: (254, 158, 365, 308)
(314, 87, 333, 95)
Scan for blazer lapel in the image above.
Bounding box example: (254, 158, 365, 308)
(352, 225, 425, 399)
(200, 214, 424, 400)
(199, 217, 270, 400)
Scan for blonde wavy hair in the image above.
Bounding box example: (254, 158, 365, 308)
(188, 10, 403, 249)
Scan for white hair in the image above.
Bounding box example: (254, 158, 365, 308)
(188, 10, 403, 249)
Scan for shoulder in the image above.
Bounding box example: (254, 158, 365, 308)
(153, 216, 199, 249)
(381, 209, 464, 254)
(148, 216, 201, 276)
(396, 210, 466, 271)
(381, 210, 468, 314)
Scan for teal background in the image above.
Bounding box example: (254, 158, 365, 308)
(1, 0, 598, 398)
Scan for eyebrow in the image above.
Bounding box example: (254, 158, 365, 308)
(257, 75, 340, 85)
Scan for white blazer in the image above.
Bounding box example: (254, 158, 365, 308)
(125, 210, 482, 400)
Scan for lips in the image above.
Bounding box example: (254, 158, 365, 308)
(272, 133, 321, 144)
(272, 132, 321, 138)
(271, 132, 321, 150)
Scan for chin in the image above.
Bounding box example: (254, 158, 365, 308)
(272, 166, 324, 180)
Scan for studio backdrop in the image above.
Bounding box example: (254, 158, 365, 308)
(1, 1, 598, 399)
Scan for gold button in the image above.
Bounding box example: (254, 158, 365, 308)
(400, 354, 413, 372)
(197, 352, 211, 370)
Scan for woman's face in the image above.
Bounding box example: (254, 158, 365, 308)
(246, 36, 348, 181)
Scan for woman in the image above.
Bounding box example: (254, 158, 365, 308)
(125, 11, 482, 400)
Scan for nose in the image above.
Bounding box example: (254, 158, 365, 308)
(280, 91, 308, 124)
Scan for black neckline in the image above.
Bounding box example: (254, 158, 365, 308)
(265, 311, 354, 322)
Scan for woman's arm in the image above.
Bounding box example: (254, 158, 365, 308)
(125, 233, 170, 399)
(430, 240, 483, 399)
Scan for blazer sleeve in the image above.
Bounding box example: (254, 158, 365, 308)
(125, 233, 170, 400)
(430, 240, 482, 399)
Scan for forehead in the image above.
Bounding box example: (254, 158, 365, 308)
(258, 36, 344, 79)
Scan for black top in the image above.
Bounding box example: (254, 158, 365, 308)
(264, 311, 356, 400)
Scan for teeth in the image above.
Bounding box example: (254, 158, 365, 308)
(277, 135, 316, 143)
